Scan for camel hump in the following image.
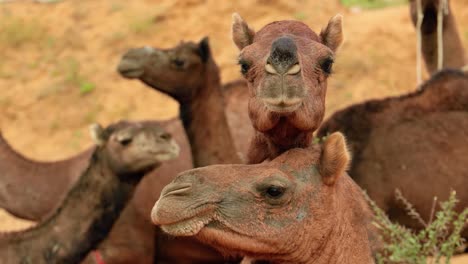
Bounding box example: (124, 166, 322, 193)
(319, 132, 351, 185)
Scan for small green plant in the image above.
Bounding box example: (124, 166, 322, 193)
(340, 0, 406, 9)
(313, 134, 329, 144)
(79, 82, 95, 95)
(364, 190, 467, 264)
(62, 58, 96, 96)
(293, 12, 307, 21)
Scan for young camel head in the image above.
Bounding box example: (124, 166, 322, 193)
(117, 38, 213, 102)
(232, 14, 343, 133)
(151, 133, 370, 263)
(89, 121, 180, 178)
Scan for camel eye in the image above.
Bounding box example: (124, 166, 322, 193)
(172, 58, 186, 68)
(119, 138, 132, 146)
(265, 186, 285, 198)
(238, 60, 250, 75)
(160, 133, 171, 140)
(320, 58, 334, 74)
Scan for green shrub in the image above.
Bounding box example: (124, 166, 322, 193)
(364, 190, 467, 264)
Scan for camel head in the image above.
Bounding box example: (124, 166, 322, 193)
(232, 14, 343, 132)
(89, 121, 180, 179)
(152, 133, 352, 262)
(117, 38, 214, 102)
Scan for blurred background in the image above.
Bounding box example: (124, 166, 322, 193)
(0, 0, 466, 236)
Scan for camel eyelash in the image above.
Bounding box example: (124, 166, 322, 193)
(238, 59, 251, 75)
(318, 58, 334, 75)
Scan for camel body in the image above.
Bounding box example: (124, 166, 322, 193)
(318, 70, 468, 238)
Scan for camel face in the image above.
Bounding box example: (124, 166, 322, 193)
(90, 121, 180, 177)
(232, 14, 343, 132)
(117, 38, 211, 100)
(152, 133, 353, 261)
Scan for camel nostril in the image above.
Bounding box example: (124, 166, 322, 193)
(162, 183, 192, 197)
(267, 36, 299, 74)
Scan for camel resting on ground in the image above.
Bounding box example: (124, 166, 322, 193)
(0, 121, 179, 264)
(318, 69, 468, 238)
(152, 133, 377, 264)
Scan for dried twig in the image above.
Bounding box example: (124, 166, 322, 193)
(428, 196, 438, 225)
(395, 189, 427, 227)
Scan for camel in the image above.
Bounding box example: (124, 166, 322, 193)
(318, 69, 468, 238)
(0, 119, 192, 263)
(409, 0, 466, 74)
(118, 38, 251, 165)
(231, 13, 344, 164)
(0, 120, 179, 264)
(152, 133, 376, 264)
(116, 38, 249, 263)
(0, 134, 94, 221)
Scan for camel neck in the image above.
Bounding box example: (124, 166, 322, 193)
(306, 178, 374, 264)
(0, 150, 136, 263)
(179, 60, 241, 167)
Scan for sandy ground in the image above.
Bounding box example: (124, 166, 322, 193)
(0, 0, 467, 262)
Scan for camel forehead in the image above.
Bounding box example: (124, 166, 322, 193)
(253, 20, 320, 44)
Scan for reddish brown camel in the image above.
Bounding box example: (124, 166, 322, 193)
(0, 121, 179, 264)
(409, 0, 466, 74)
(231, 13, 344, 163)
(318, 69, 468, 238)
(152, 133, 376, 264)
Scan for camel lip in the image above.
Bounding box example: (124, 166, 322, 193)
(155, 208, 216, 237)
(152, 202, 217, 227)
(118, 68, 144, 78)
(264, 101, 302, 113)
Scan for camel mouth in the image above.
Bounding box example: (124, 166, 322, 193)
(151, 142, 180, 161)
(264, 101, 302, 113)
(117, 61, 144, 78)
(152, 202, 217, 236)
(159, 212, 214, 237)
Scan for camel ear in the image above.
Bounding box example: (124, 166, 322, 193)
(320, 14, 344, 52)
(198, 36, 211, 62)
(319, 132, 350, 185)
(89, 123, 105, 146)
(232, 13, 255, 50)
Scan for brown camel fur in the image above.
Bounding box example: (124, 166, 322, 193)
(0, 121, 179, 264)
(152, 133, 376, 264)
(409, 0, 466, 74)
(116, 39, 247, 263)
(231, 14, 344, 164)
(0, 134, 94, 221)
(318, 69, 468, 238)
